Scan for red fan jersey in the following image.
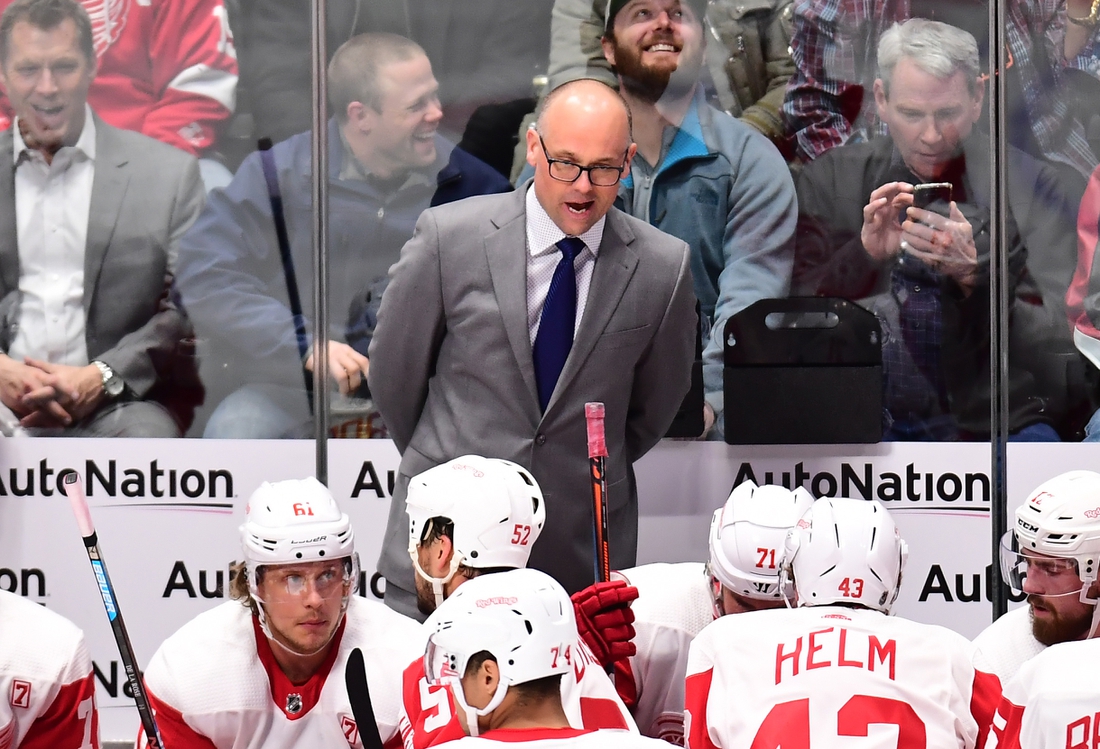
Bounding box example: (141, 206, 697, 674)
(0, 0, 238, 155)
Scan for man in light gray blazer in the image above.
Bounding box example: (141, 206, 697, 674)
(0, 0, 204, 436)
(370, 79, 696, 613)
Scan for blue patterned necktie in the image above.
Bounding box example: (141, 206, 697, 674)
(533, 237, 585, 412)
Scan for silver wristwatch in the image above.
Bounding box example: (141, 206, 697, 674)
(93, 360, 124, 399)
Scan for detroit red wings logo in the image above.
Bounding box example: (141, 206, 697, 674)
(82, 0, 130, 58)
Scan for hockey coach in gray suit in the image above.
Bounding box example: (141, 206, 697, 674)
(369, 78, 697, 615)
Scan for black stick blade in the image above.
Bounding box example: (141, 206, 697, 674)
(346, 647, 385, 749)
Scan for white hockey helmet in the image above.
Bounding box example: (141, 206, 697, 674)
(781, 497, 908, 613)
(708, 481, 816, 601)
(1001, 472, 1100, 636)
(1005, 471, 1100, 584)
(241, 477, 355, 568)
(240, 478, 359, 647)
(407, 456, 545, 607)
(424, 568, 576, 735)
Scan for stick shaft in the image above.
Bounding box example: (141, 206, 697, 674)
(585, 402, 611, 583)
(63, 474, 164, 749)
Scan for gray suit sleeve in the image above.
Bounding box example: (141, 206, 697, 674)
(99, 157, 204, 397)
(368, 209, 447, 454)
(626, 240, 696, 461)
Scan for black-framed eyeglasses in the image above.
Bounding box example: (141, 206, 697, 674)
(537, 132, 627, 187)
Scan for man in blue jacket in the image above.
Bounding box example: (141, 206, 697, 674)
(601, 0, 798, 439)
(175, 33, 510, 437)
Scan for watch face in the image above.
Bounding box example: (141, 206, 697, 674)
(105, 376, 124, 397)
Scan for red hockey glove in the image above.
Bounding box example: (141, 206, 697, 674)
(571, 579, 639, 668)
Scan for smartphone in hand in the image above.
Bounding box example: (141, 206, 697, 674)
(912, 182, 952, 216)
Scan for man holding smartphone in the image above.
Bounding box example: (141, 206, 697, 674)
(793, 19, 1083, 441)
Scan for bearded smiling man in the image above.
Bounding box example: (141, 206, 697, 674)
(599, 0, 797, 440)
(972, 471, 1100, 686)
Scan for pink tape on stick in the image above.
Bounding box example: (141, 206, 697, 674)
(585, 402, 607, 459)
(63, 472, 96, 538)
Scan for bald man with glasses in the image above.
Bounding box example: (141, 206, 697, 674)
(369, 78, 697, 618)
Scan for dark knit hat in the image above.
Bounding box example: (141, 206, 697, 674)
(604, 0, 707, 32)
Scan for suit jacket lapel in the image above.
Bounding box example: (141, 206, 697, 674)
(0, 130, 19, 295)
(84, 117, 130, 316)
(485, 189, 540, 408)
(546, 209, 638, 414)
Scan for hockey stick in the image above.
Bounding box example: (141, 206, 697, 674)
(586, 402, 611, 583)
(258, 137, 313, 413)
(345, 647, 385, 749)
(62, 472, 164, 749)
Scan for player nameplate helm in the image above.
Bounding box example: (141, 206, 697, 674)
(707, 481, 815, 600)
(780, 497, 907, 613)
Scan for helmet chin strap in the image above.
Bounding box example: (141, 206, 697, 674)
(411, 549, 466, 609)
(1077, 583, 1100, 639)
(446, 676, 509, 737)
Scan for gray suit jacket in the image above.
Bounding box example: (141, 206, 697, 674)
(0, 115, 204, 413)
(369, 187, 696, 595)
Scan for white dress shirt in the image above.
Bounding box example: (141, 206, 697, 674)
(525, 184, 605, 345)
(8, 106, 96, 367)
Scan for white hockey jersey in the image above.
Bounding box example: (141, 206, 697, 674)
(618, 562, 713, 744)
(985, 638, 1100, 749)
(684, 605, 1002, 749)
(398, 640, 637, 748)
(142, 596, 423, 749)
(443, 727, 672, 749)
(0, 591, 99, 749)
(971, 607, 1045, 686)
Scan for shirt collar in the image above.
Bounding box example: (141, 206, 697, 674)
(621, 88, 709, 188)
(525, 184, 606, 258)
(337, 127, 437, 191)
(13, 104, 97, 164)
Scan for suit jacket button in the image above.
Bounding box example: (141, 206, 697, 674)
(535, 433, 547, 445)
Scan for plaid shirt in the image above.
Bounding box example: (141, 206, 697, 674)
(783, 0, 1099, 176)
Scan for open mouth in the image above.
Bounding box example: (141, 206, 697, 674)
(644, 42, 680, 54)
(565, 200, 594, 215)
(30, 104, 67, 131)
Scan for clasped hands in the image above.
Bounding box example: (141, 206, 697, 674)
(0, 356, 105, 428)
(860, 181, 978, 288)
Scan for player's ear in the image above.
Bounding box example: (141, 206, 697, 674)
(425, 534, 454, 576)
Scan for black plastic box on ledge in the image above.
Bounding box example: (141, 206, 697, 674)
(724, 297, 883, 445)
